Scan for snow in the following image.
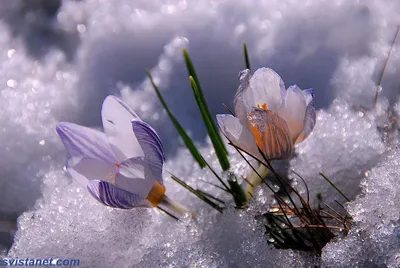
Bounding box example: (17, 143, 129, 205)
(0, 0, 399, 267)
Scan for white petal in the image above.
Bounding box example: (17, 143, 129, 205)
(242, 68, 285, 112)
(131, 120, 164, 185)
(101, 95, 143, 161)
(216, 114, 262, 160)
(115, 157, 155, 198)
(234, 69, 252, 123)
(66, 156, 116, 187)
(277, 85, 307, 142)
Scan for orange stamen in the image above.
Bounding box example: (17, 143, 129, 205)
(249, 102, 268, 150)
(262, 103, 268, 110)
(257, 103, 268, 110)
(249, 124, 263, 150)
(114, 163, 120, 168)
(146, 181, 166, 207)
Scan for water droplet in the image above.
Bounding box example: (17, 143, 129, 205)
(7, 79, 18, 88)
(39, 140, 46, 146)
(272, 184, 280, 191)
(7, 49, 16, 58)
(269, 207, 280, 213)
(77, 24, 86, 33)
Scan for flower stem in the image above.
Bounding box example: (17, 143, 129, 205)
(158, 195, 196, 219)
(242, 162, 270, 200)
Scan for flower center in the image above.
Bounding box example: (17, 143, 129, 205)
(146, 181, 166, 207)
(257, 103, 268, 110)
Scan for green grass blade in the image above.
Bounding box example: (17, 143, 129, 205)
(243, 42, 251, 70)
(227, 172, 247, 208)
(182, 49, 229, 157)
(189, 76, 230, 170)
(147, 70, 206, 168)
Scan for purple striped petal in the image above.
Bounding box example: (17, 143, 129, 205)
(116, 156, 156, 198)
(56, 122, 117, 164)
(87, 180, 151, 209)
(132, 121, 164, 184)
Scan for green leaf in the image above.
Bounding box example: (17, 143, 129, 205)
(146, 70, 206, 169)
(243, 42, 251, 70)
(182, 49, 229, 159)
(227, 172, 247, 208)
(188, 76, 230, 171)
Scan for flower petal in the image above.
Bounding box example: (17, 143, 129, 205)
(295, 104, 316, 144)
(101, 95, 143, 162)
(66, 156, 116, 187)
(277, 85, 307, 142)
(302, 88, 314, 106)
(116, 156, 157, 198)
(216, 114, 262, 160)
(131, 120, 164, 184)
(247, 108, 294, 160)
(56, 122, 117, 164)
(241, 68, 286, 113)
(234, 69, 252, 123)
(87, 180, 151, 209)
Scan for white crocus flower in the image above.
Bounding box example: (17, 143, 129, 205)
(56, 95, 187, 216)
(216, 68, 316, 198)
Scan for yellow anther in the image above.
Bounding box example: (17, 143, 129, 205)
(146, 181, 166, 207)
(257, 103, 268, 111)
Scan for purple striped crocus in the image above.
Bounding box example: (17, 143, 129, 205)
(56, 96, 177, 211)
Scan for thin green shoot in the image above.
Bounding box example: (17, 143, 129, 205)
(188, 76, 230, 170)
(146, 70, 206, 169)
(183, 49, 229, 157)
(243, 42, 251, 70)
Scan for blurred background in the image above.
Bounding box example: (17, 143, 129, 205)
(0, 0, 399, 259)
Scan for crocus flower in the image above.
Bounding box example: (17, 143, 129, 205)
(216, 68, 315, 197)
(56, 95, 186, 215)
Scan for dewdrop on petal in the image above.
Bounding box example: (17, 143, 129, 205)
(56, 95, 190, 218)
(217, 68, 316, 199)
